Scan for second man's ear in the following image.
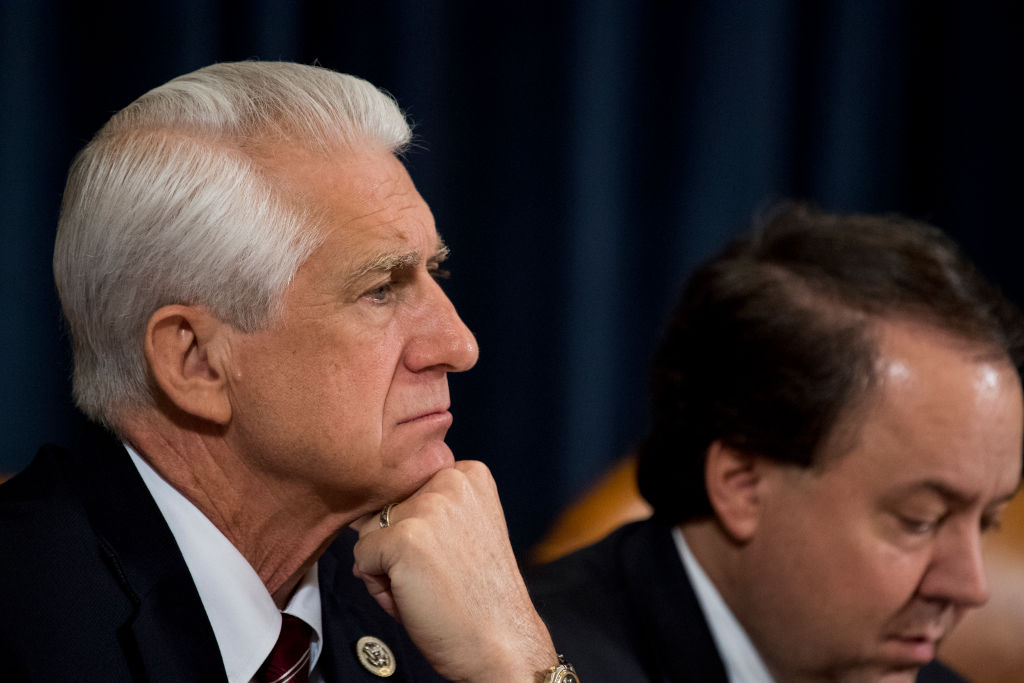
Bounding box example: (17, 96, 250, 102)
(144, 305, 233, 426)
(704, 440, 769, 543)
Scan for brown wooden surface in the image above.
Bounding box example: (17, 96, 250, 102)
(529, 456, 652, 565)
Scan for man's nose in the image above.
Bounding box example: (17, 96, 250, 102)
(404, 277, 479, 373)
(919, 525, 990, 609)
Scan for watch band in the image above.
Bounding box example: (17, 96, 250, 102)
(544, 654, 580, 683)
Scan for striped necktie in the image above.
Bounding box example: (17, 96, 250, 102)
(255, 614, 312, 683)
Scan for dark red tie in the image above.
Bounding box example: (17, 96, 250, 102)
(255, 614, 312, 683)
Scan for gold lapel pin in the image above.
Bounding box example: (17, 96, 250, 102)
(356, 635, 396, 677)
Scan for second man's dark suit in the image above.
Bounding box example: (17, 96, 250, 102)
(527, 517, 966, 683)
(0, 427, 444, 682)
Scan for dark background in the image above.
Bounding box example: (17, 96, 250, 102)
(2, 1, 1022, 552)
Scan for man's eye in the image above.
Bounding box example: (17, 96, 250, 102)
(368, 284, 392, 303)
(981, 515, 1003, 534)
(899, 515, 943, 535)
(429, 267, 451, 281)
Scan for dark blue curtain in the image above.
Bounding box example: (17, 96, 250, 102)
(2, 1, 1022, 550)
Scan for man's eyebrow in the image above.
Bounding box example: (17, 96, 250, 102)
(990, 481, 1023, 508)
(902, 479, 1021, 508)
(343, 239, 450, 290)
(428, 240, 450, 264)
(345, 250, 420, 290)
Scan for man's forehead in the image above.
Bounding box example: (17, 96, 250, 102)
(887, 477, 1021, 507)
(266, 142, 424, 226)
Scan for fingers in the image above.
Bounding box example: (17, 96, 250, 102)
(352, 460, 503, 543)
(348, 460, 556, 680)
(351, 501, 400, 538)
(350, 509, 381, 537)
(351, 501, 406, 620)
(352, 564, 399, 620)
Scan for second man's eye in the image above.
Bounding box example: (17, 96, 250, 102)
(900, 517, 938, 535)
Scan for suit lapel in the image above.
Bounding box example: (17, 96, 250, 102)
(620, 519, 729, 683)
(317, 529, 444, 681)
(75, 428, 227, 682)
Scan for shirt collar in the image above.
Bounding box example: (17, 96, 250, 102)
(672, 526, 776, 683)
(127, 444, 323, 683)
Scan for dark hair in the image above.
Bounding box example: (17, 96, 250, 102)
(636, 202, 1024, 524)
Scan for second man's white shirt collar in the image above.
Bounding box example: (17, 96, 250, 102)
(672, 526, 776, 683)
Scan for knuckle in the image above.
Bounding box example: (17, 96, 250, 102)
(457, 459, 492, 480)
(392, 516, 431, 545)
(415, 490, 450, 515)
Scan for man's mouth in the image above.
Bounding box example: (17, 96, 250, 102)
(884, 630, 946, 665)
(397, 407, 452, 426)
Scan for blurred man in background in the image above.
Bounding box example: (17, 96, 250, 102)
(529, 204, 1023, 683)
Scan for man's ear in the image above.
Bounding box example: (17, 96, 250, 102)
(145, 305, 233, 425)
(705, 440, 769, 543)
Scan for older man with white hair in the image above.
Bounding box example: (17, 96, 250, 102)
(0, 61, 577, 683)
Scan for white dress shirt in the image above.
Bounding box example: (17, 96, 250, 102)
(672, 526, 776, 683)
(127, 445, 324, 683)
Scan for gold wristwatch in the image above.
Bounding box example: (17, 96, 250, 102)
(543, 654, 579, 683)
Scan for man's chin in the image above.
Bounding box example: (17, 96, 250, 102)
(829, 664, 921, 683)
(415, 439, 456, 473)
(876, 667, 923, 683)
(389, 440, 456, 497)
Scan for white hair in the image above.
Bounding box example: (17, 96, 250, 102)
(53, 61, 412, 431)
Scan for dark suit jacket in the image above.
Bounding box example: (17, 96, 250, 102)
(0, 427, 445, 682)
(527, 518, 966, 683)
